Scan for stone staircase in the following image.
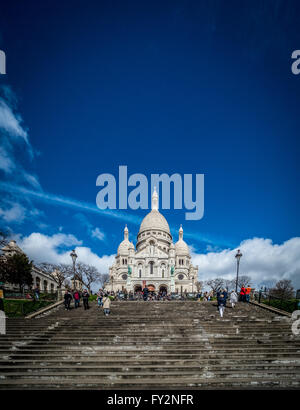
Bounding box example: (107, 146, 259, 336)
(0, 301, 299, 389)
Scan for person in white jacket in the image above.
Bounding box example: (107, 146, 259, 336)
(103, 293, 111, 316)
(230, 290, 238, 308)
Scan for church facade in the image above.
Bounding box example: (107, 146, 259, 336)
(106, 188, 198, 294)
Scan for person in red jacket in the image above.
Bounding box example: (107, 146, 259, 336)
(240, 286, 246, 302)
(245, 286, 251, 302)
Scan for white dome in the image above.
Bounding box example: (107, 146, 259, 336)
(175, 239, 190, 256)
(139, 210, 170, 235)
(175, 225, 189, 255)
(117, 239, 130, 255)
(118, 225, 131, 255)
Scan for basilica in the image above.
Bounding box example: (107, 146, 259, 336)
(106, 188, 198, 294)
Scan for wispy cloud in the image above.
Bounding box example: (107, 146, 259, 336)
(74, 213, 105, 241)
(0, 202, 26, 224)
(0, 99, 29, 145)
(0, 180, 232, 248)
(0, 85, 39, 186)
(0, 181, 142, 224)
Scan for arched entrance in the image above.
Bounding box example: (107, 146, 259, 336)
(159, 285, 168, 294)
(134, 285, 142, 293)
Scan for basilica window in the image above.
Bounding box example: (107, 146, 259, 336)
(178, 274, 184, 280)
(122, 274, 128, 280)
(149, 261, 154, 274)
(139, 270, 142, 278)
(162, 269, 165, 278)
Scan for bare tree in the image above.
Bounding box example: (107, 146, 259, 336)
(270, 279, 294, 299)
(236, 275, 252, 289)
(223, 279, 235, 291)
(195, 281, 203, 292)
(205, 278, 225, 295)
(74, 262, 101, 292)
(99, 273, 109, 288)
(37, 262, 67, 288)
(67, 262, 101, 292)
(57, 263, 74, 280)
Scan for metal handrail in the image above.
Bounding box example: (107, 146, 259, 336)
(254, 290, 299, 312)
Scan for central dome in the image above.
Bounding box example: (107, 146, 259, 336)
(138, 187, 171, 235)
(139, 209, 170, 234)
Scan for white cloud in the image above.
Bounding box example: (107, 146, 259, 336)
(192, 237, 300, 290)
(0, 200, 46, 226)
(23, 172, 41, 190)
(17, 232, 114, 276)
(0, 146, 15, 173)
(74, 246, 115, 273)
(91, 227, 105, 241)
(0, 203, 26, 223)
(18, 232, 82, 264)
(0, 100, 29, 144)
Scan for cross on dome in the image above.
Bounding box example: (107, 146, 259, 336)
(151, 186, 159, 211)
(124, 224, 129, 240)
(179, 224, 183, 240)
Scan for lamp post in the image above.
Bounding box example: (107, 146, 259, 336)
(70, 249, 77, 290)
(235, 249, 243, 292)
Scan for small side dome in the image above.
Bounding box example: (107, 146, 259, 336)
(175, 240, 190, 256)
(117, 224, 131, 255)
(175, 224, 190, 256)
(117, 240, 130, 255)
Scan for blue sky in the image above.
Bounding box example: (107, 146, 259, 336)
(0, 1, 300, 289)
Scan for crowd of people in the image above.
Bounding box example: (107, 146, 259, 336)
(63, 289, 91, 311)
(216, 285, 252, 317)
(63, 285, 252, 318)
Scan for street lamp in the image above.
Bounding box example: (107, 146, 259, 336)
(70, 249, 77, 290)
(235, 249, 243, 292)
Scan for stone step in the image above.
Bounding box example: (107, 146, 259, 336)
(1, 357, 299, 365)
(1, 363, 299, 372)
(0, 377, 299, 390)
(2, 301, 298, 389)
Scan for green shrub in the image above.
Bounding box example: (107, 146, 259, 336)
(89, 294, 97, 301)
(262, 298, 298, 313)
(4, 299, 53, 317)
